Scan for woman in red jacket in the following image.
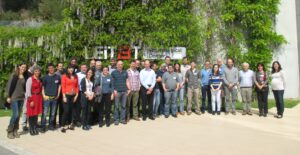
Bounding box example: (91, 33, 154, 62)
(26, 66, 43, 136)
(61, 65, 79, 133)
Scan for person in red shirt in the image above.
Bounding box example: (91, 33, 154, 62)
(61, 65, 79, 133)
(26, 66, 43, 136)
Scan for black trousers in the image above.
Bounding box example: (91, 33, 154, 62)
(53, 94, 63, 126)
(81, 94, 92, 127)
(74, 93, 82, 124)
(62, 95, 75, 126)
(141, 86, 154, 118)
(257, 88, 269, 115)
(99, 93, 112, 124)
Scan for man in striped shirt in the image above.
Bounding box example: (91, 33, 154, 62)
(126, 60, 141, 122)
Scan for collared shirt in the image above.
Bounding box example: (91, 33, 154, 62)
(185, 68, 201, 89)
(223, 66, 239, 86)
(239, 70, 254, 88)
(76, 72, 86, 91)
(111, 69, 128, 92)
(219, 64, 226, 76)
(94, 69, 102, 86)
(127, 68, 141, 91)
(181, 64, 191, 82)
(201, 68, 211, 86)
(139, 68, 156, 89)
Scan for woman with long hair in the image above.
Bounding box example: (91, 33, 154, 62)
(271, 61, 286, 119)
(6, 63, 29, 139)
(254, 63, 269, 117)
(80, 69, 94, 130)
(61, 65, 79, 133)
(209, 64, 223, 115)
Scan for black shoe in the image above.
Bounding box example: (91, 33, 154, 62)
(49, 126, 55, 131)
(106, 122, 110, 127)
(201, 111, 205, 114)
(76, 122, 82, 127)
(40, 127, 46, 133)
(164, 115, 169, 118)
(68, 125, 75, 130)
(259, 113, 263, 117)
(99, 123, 104, 128)
(87, 125, 92, 129)
(276, 115, 283, 119)
(61, 128, 66, 133)
(264, 114, 268, 117)
(217, 111, 221, 115)
(121, 121, 127, 125)
(142, 117, 147, 121)
(149, 116, 155, 120)
(82, 126, 89, 131)
(212, 111, 215, 115)
(23, 126, 29, 132)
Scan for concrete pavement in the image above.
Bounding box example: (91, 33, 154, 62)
(0, 105, 300, 155)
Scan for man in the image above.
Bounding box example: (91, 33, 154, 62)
(162, 64, 180, 118)
(135, 59, 142, 72)
(217, 58, 226, 112)
(152, 62, 163, 117)
(139, 60, 156, 121)
(158, 64, 167, 115)
(185, 61, 201, 115)
(93, 60, 102, 123)
(201, 60, 212, 113)
(162, 56, 171, 70)
(109, 58, 117, 74)
(180, 57, 191, 81)
(41, 63, 61, 132)
(70, 58, 80, 73)
(223, 58, 239, 115)
(126, 60, 141, 122)
(75, 64, 88, 126)
(111, 60, 130, 125)
(54, 62, 64, 127)
(239, 62, 254, 115)
(90, 59, 96, 72)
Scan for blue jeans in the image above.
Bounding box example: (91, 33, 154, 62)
(42, 99, 57, 127)
(153, 89, 161, 117)
(9, 100, 24, 127)
(177, 88, 185, 113)
(164, 90, 178, 116)
(114, 91, 127, 123)
(273, 90, 284, 115)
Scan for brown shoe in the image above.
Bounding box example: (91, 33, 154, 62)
(187, 111, 192, 115)
(248, 112, 253, 115)
(180, 112, 185, 115)
(133, 117, 140, 121)
(242, 111, 247, 115)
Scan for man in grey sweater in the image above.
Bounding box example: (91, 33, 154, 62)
(223, 58, 239, 115)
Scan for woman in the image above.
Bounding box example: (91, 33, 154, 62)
(254, 63, 269, 117)
(61, 65, 79, 133)
(174, 63, 185, 115)
(271, 61, 286, 119)
(6, 63, 29, 139)
(26, 66, 43, 136)
(99, 67, 114, 127)
(209, 64, 223, 115)
(80, 69, 94, 130)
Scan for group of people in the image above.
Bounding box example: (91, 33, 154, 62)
(5, 56, 286, 139)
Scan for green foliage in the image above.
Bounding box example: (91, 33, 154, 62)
(220, 0, 286, 69)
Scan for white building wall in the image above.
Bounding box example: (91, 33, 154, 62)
(274, 0, 300, 99)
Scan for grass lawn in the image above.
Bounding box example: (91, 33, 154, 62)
(0, 99, 299, 117)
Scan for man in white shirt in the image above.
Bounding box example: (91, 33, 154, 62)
(239, 62, 254, 115)
(139, 60, 156, 121)
(74, 64, 87, 127)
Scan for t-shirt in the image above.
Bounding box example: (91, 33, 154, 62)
(162, 72, 179, 91)
(209, 74, 223, 89)
(42, 74, 61, 96)
(271, 71, 285, 90)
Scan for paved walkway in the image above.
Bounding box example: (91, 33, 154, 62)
(0, 105, 300, 155)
